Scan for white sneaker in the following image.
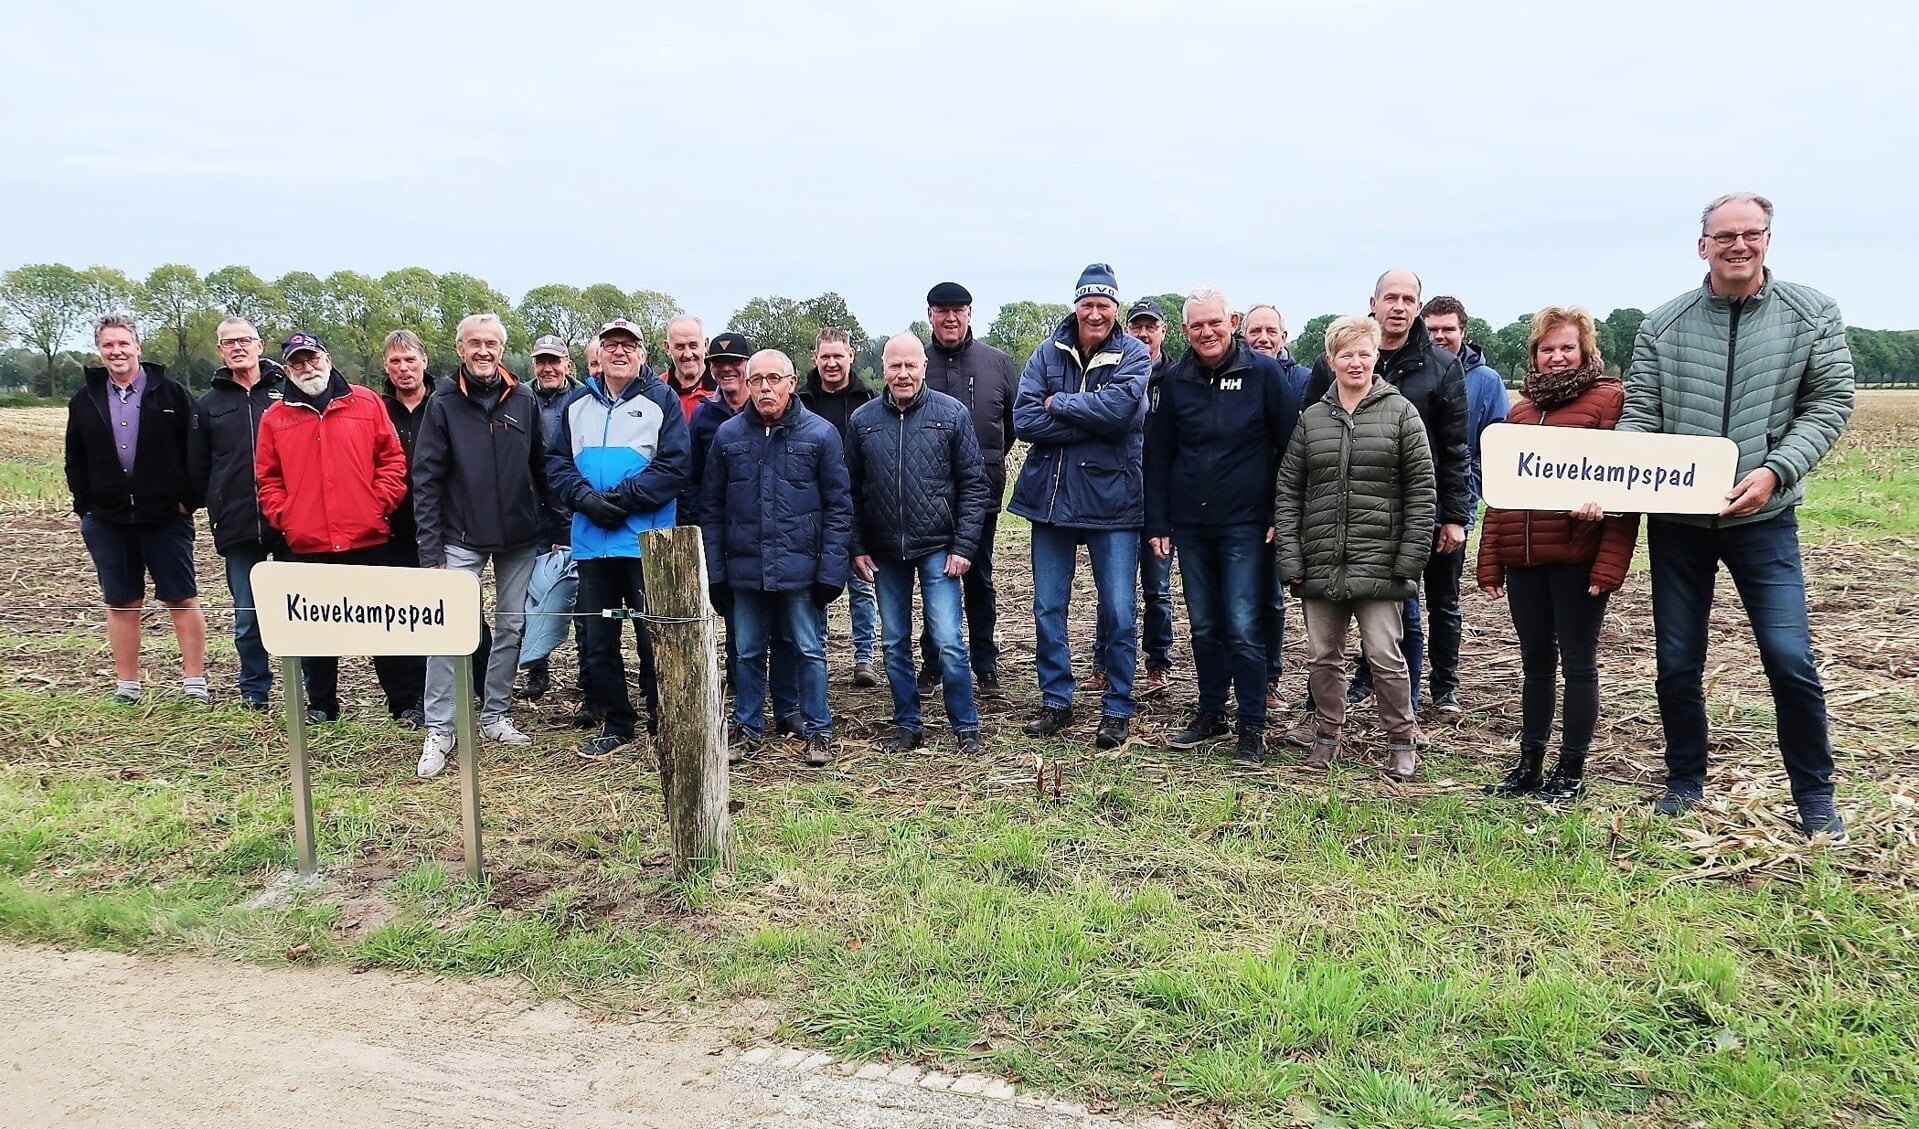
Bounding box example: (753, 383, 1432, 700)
(481, 718, 531, 745)
(417, 730, 455, 778)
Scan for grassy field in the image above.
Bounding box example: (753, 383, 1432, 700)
(3, 395, 1917, 1127)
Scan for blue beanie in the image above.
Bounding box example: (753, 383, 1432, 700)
(1073, 263, 1119, 304)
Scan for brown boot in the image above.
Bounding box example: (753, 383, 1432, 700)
(1303, 730, 1338, 771)
(1384, 739, 1417, 782)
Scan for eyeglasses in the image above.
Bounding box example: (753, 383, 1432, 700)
(217, 336, 259, 348)
(744, 374, 791, 388)
(1707, 229, 1770, 247)
(600, 340, 641, 354)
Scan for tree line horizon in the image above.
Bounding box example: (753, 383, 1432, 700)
(4, 260, 1917, 398)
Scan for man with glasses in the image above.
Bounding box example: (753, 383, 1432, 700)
(411, 313, 555, 778)
(189, 317, 287, 710)
(1619, 192, 1856, 839)
(701, 349, 853, 768)
(920, 281, 1019, 700)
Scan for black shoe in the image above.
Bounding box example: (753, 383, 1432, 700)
(1345, 681, 1371, 705)
(882, 726, 923, 754)
(1432, 691, 1462, 717)
(1796, 794, 1848, 841)
(1485, 746, 1546, 798)
(775, 713, 807, 740)
(395, 706, 426, 730)
(803, 733, 834, 768)
(852, 662, 878, 688)
(1169, 711, 1230, 750)
(976, 673, 1006, 701)
(916, 666, 941, 694)
(1233, 730, 1264, 766)
(515, 663, 550, 701)
(1022, 704, 1074, 738)
(1535, 764, 1586, 803)
(725, 723, 762, 766)
(304, 708, 331, 725)
(578, 731, 627, 761)
(241, 696, 270, 713)
(571, 703, 603, 729)
(1653, 784, 1702, 817)
(956, 731, 984, 756)
(1095, 715, 1129, 750)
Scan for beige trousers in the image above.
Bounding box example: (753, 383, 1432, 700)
(1302, 597, 1419, 741)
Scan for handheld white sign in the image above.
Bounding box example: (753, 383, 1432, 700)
(251, 562, 483, 658)
(1480, 424, 1740, 515)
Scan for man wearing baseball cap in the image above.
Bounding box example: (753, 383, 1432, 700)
(548, 317, 690, 759)
(1008, 264, 1153, 751)
(919, 281, 1019, 700)
(254, 332, 412, 726)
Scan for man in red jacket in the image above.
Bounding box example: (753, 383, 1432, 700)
(255, 332, 410, 724)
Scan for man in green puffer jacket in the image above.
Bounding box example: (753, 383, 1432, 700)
(1618, 192, 1856, 840)
(1277, 316, 1436, 782)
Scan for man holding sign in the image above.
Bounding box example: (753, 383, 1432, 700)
(1620, 192, 1856, 839)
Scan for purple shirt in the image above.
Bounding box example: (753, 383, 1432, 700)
(106, 368, 145, 475)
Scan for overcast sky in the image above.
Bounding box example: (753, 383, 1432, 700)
(3, 0, 1915, 338)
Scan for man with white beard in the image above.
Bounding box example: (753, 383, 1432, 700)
(254, 333, 411, 725)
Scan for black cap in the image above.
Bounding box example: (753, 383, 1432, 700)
(926, 281, 973, 307)
(1126, 299, 1166, 325)
(706, 332, 755, 361)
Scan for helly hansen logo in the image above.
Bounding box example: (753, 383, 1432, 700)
(1219, 378, 1242, 391)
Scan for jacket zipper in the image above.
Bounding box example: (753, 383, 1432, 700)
(1333, 403, 1354, 601)
(896, 401, 907, 557)
(1044, 341, 1086, 523)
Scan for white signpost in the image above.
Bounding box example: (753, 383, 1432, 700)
(252, 562, 484, 880)
(1480, 424, 1741, 515)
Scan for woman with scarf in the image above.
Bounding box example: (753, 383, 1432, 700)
(1476, 307, 1640, 802)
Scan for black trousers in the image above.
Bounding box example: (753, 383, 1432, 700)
(1505, 563, 1609, 755)
(292, 545, 440, 719)
(576, 556, 661, 739)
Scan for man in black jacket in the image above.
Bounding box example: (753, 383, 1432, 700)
(517, 334, 582, 703)
(848, 334, 991, 756)
(1145, 289, 1298, 766)
(64, 314, 208, 706)
(919, 281, 1018, 698)
(411, 313, 554, 777)
(188, 316, 286, 710)
(1298, 269, 1470, 725)
(800, 327, 879, 688)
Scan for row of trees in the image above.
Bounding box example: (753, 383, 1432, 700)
(3, 261, 1916, 398)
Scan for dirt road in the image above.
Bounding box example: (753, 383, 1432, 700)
(0, 946, 1163, 1129)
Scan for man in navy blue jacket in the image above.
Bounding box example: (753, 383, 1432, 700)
(701, 349, 854, 768)
(1008, 264, 1153, 751)
(1146, 289, 1299, 766)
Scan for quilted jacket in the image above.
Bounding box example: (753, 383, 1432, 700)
(1008, 313, 1153, 530)
(846, 385, 990, 563)
(1275, 377, 1436, 601)
(700, 397, 853, 592)
(1476, 377, 1640, 593)
(1619, 270, 1854, 527)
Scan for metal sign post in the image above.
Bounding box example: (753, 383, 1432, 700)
(253, 562, 484, 882)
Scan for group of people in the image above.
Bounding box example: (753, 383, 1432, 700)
(61, 192, 1856, 838)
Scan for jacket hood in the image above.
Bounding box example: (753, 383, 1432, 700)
(210, 358, 285, 391)
(802, 366, 873, 399)
(587, 367, 665, 405)
(1458, 342, 1488, 370)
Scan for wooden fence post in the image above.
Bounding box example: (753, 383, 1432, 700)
(639, 525, 734, 877)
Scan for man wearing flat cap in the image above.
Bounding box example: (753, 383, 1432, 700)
(920, 281, 1019, 701)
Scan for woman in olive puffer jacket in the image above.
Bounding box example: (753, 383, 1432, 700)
(1276, 315, 1436, 780)
(1478, 307, 1641, 803)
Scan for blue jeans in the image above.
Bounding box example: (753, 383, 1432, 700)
(1263, 549, 1286, 684)
(732, 589, 830, 739)
(1032, 524, 1137, 718)
(1648, 511, 1832, 800)
(876, 554, 978, 734)
(1176, 523, 1269, 731)
(848, 574, 878, 666)
(1092, 536, 1173, 673)
(222, 540, 286, 702)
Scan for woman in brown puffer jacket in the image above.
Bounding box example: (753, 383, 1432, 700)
(1477, 307, 1640, 802)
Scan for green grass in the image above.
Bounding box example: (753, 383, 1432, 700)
(3, 685, 1917, 1127)
(0, 459, 63, 506)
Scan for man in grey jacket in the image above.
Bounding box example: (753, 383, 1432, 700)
(1620, 192, 1855, 839)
